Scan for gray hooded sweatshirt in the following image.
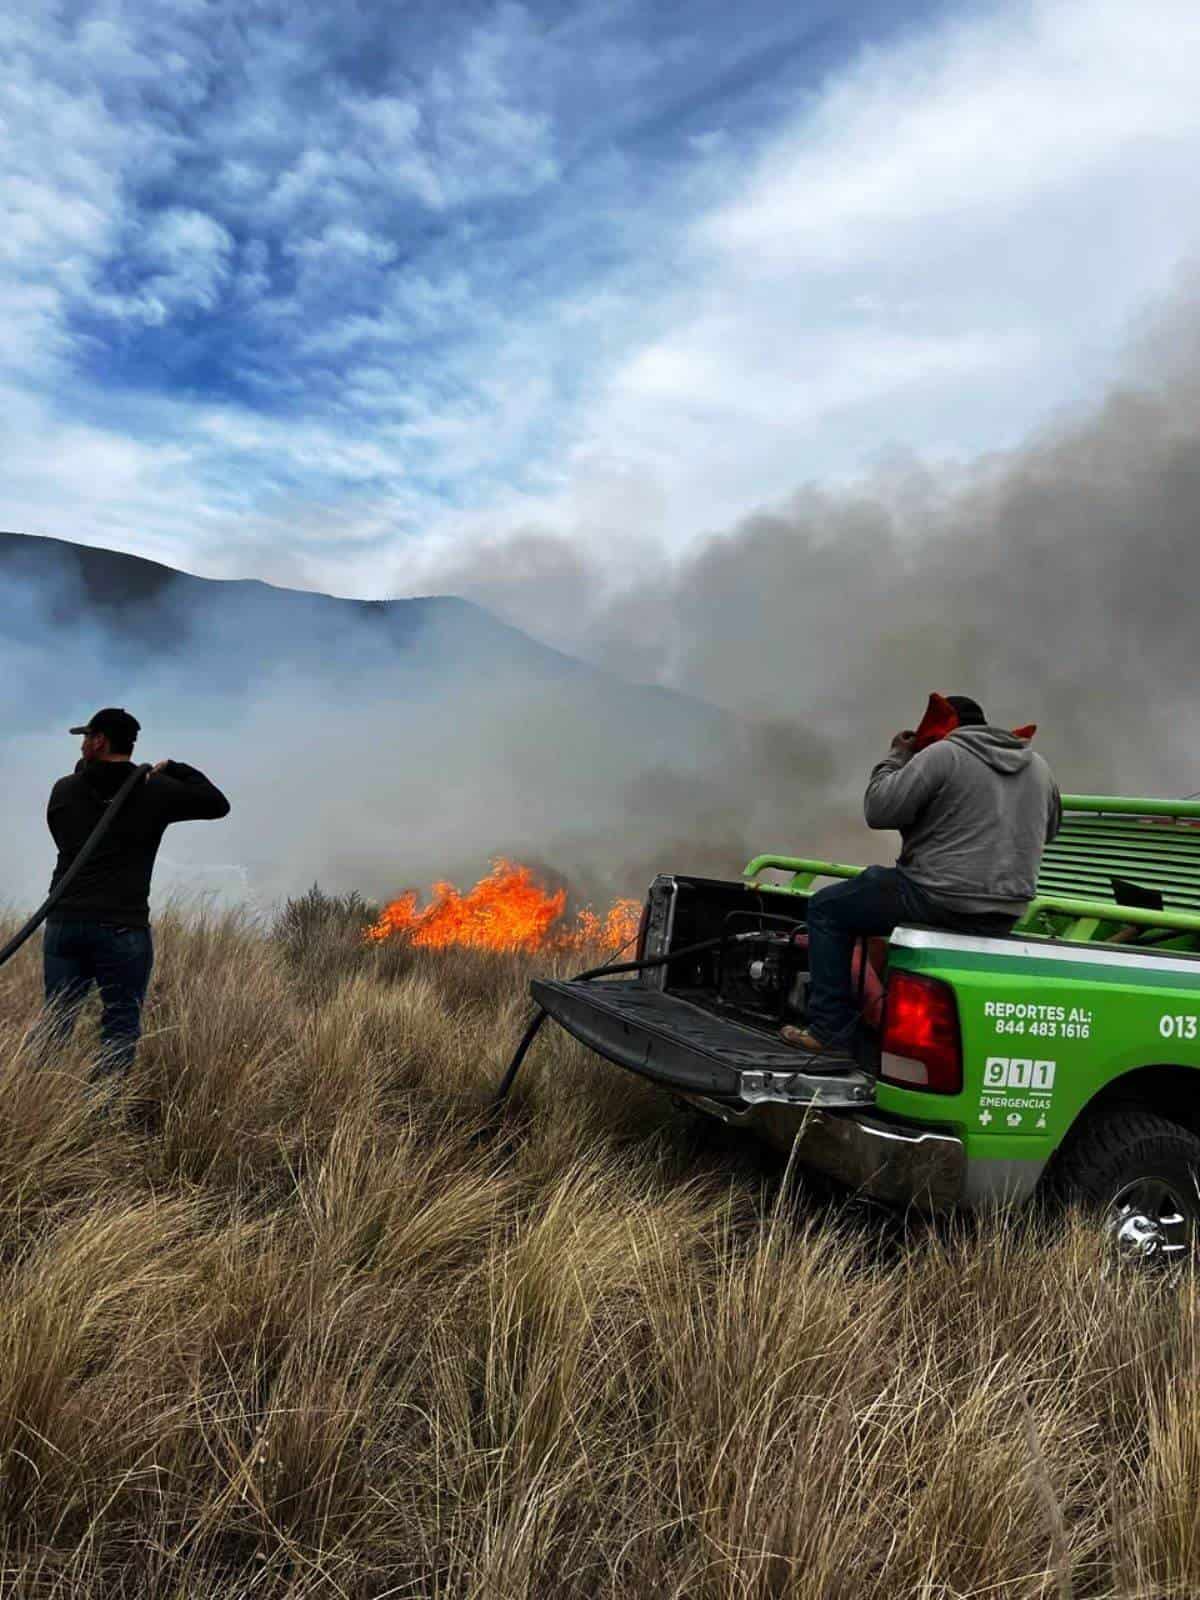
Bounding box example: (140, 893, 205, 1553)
(864, 727, 1062, 915)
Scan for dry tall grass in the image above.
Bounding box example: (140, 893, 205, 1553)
(0, 892, 1195, 1598)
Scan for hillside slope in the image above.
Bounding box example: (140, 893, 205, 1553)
(0, 530, 739, 908)
(0, 530, 722, 743)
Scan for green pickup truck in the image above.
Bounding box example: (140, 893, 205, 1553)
(532, 796, 1200, 1261)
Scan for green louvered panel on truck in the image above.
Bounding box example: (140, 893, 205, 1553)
(1036, 812, 1200, 914)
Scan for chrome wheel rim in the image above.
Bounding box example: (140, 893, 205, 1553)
(1105, 1177, 1193, 1262)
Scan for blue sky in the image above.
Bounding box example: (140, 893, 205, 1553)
(5, 0, 1200, 601)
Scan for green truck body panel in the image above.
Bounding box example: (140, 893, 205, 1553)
(535, 794, 1200, 1218)
(741, 795, 1200, 1200)
(878, 930, 1200, 1173)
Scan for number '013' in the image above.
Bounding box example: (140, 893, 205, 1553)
(1159, 1014, 1199, 1040)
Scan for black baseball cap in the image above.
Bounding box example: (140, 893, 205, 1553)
(946, 695, 987, 727)
(69, 707, 141, 747)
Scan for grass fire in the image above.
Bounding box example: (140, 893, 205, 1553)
(364, 857, 642, 954)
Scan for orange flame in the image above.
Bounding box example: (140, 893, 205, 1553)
(365, 858, 641, 955)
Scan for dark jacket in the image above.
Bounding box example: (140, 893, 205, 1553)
(46, 759, 231, 927)
(864, 726, 1061, 915)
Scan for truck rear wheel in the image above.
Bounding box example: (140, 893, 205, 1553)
(1050, 1108, 1200, 1263)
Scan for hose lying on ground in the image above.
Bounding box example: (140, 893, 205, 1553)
(0, 763, 152, 972)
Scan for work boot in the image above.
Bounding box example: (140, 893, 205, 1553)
(778, 1024, 854, 1071)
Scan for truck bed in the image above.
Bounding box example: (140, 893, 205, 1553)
(532, 977, 874, 1108)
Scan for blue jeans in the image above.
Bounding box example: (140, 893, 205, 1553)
(42, 920, 154, 1078)
(805, 866, 1015, 1047)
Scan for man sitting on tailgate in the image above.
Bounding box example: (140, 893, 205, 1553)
(781, 694, 1061, 1067)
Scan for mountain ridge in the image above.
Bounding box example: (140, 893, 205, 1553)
(0, 527, 724, 739)
(0, 529, 762, 911)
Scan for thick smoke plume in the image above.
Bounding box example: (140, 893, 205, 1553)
(427, 277, 1200, 835)
(4, 280, 1199, 918)
(0, 547, 738, 917)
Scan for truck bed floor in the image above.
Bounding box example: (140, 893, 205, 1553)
(532, 977, 871, 1102)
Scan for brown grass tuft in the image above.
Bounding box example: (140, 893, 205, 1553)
(0, 896, 1193, 1595)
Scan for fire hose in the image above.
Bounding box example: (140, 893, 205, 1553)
(0, 763, 152, 972)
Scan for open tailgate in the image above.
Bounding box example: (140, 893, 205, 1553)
(532, 978, 874, 1108)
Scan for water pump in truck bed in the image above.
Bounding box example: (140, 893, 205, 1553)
(715, 915, 810, 1026)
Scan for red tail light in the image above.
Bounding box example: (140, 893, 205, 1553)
(880, 971, 962, 1093)
(635, 899, 651, 962)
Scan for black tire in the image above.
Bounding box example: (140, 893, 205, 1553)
(1049, 1107, 1200, 1262)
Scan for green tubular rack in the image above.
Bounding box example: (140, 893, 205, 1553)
(740, 856, 863, 892)
(742, 796, 1200, 950)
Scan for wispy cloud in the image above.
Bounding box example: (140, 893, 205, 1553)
(554, 0, 1200, 543)
(3, 0, 1200, 598)
(90, 208, 235, 324)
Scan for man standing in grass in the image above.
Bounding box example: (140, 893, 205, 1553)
(41, 708, 231, 1085)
